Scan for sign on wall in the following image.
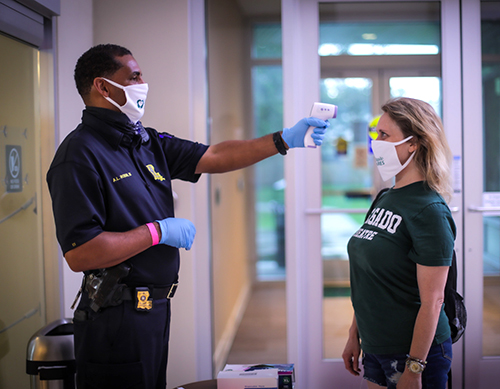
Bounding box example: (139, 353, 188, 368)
(5, 145, 22, 193)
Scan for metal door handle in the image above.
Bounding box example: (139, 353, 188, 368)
(0, 195, 35, 225)
(305, 208, 369, 215)
(307, 206, 462, 215)
(468, 205, 500, 212)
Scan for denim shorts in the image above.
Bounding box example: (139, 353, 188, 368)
(362, 337, 453, 389)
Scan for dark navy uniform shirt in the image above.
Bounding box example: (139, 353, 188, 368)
(47, 107, 209, 287)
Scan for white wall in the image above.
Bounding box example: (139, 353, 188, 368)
(206, 0, 254, 374)
(55, 0, 212, 387)
(56, 0, 92, 319)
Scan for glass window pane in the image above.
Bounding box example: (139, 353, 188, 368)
(252, 24, 282, 59)
(390, 77, 442, 116)
(320, 22, 440, 56)
(481, 1, 500, 56)
(252, 65, 284, 280)
(319, 2, 440, 57)
(320, 77, 373, 359)
(321, 78, 373, 200)
(482, 64, 500, 191)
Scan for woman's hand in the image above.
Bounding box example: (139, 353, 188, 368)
(396, 368, 422, 389)
(342, 316, 362, 376)
(342, 335, 361, 376)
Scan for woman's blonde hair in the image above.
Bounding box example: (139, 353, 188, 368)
(381, 97, 454, 202)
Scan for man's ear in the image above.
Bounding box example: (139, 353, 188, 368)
(93, 78, 110, 97)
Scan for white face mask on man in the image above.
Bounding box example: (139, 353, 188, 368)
(102, 78, 149, 124)
(371, 135, 415, 181)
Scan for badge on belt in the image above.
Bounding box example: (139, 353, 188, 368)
(135, 287, 153, 311)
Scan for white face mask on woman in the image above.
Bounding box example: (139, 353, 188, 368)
(371, 135, 415, 181)
(102, 78, 149, 124)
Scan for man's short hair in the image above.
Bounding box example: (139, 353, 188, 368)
(74, 44, 132, 98)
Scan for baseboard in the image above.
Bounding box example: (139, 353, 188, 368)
(213, 282, 252, 375)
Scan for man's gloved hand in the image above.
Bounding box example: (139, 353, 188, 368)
(282, 117, 330, 148)
(156, 217, 196, 250)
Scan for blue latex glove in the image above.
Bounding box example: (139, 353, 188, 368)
(282, 117, 330, 148)
(156, 217, 196, 250)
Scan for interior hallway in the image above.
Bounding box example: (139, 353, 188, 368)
(226, 281, 288, 364)
(226, 278, 500, 364)
(225, 281, 355, 364)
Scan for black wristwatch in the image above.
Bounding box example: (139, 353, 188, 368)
(405, 355, 427, 374)
(273, 131, 288, 155)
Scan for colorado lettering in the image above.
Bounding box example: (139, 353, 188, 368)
(365, 207, 402, 234)
(353, 228, 378, 240)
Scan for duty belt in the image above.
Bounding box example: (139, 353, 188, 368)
(121, 283, 178, 301)
(84, 283, 179, 312)
(81, 267, 179, 312)
(122, 284, 178, 311)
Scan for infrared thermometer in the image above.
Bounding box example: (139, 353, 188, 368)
(304, 102, 338, 148)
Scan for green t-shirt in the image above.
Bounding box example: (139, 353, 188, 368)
(347, 181, 456, 354)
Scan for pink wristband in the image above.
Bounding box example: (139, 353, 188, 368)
(146, 223, 159, 246)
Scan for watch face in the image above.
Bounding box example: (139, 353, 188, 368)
(407, 360, 424, 374)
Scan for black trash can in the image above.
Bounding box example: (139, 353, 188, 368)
(26, 318, 75, 389)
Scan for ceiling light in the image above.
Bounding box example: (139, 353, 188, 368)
(362, 33, 377, 40)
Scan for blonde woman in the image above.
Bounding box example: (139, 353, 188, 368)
(342, 98, 455, 389)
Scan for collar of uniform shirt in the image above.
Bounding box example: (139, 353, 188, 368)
(85, 106, 149, 144)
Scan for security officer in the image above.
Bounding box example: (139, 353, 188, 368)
(47, 44, 330, 389)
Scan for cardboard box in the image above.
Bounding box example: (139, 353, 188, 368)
(217, 367, 278, 389)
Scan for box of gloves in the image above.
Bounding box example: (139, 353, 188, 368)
(217, 364, 294, 389)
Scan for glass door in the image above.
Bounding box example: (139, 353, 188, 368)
(0, 34, 45, 388)
(481, 2, 500, 359)
(318, 0, 443, 369)
(463, 1, 500, 386)
(282, 1, 463, 387)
